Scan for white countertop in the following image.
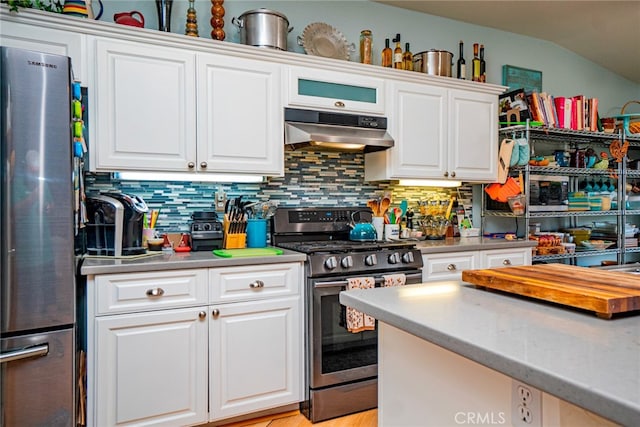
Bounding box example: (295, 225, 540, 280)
(339, 280, 640, 426)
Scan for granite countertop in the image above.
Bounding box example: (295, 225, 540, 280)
(339, 281, 640, 426)
(415, 237, 536, 254)
(79, 248, 307, 275)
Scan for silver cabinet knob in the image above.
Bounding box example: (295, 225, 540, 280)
(200, 161, 207, 169)
(249, 280, 265, 288)
(187, 162, 196, 169)
(450, 171, 456, 178)
(444, 171, 449, 177)
(198, 311, 206, 320)
(334, 101, 345, 108)
(211, 309, 220, 317)
(447, 264, 457, 271)
(502, 259, 512, 266)
(146, 288, 165, 297)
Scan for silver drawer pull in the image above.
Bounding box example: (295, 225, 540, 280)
(249, 280, 265, 289)
(146, 288, 165, 297)
(502, 259, 512, 266)
(1, 344, 48, 364)
(447, 264, 457, 271)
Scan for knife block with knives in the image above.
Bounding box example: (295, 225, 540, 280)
(223, 213, 247, 249)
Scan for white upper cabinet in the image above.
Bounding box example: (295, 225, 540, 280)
(366, 81, 499, 183)
(197, 53, 283, 175)
(287, 66, 385, 115)
(91, 37, 197, 172)
(0, 20, 87, 83)
(90, 38, 283, 176)
(447, 89, 498, 182)
(365, 80, 447, 180)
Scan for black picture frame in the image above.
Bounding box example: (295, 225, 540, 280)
(499, 88, 531, 125)
(502, 65, 542, 93)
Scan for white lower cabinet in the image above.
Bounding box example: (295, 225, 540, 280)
(87, 263, 303, 427)
(95, 307, 209, 427)
(209, 297, 301, 421)
(422, 247, 532, 282)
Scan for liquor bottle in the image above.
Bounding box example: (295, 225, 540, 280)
(393, 34, 403, 69)
(402, 42, 413, 71)
(456, 40, 466, 79)
(479, 44, 486, 82)
(472, 43, 481, 82)
(381, 38, 392, 67)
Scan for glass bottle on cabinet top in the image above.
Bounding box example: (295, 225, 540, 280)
(482, 123, 640, 266)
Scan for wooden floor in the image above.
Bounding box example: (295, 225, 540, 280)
(221, 409, 377, 427)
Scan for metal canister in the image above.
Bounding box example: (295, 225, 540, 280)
(426, 50, 453, 77)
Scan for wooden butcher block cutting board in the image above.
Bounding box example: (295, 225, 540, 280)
(461, 264, 640, 319)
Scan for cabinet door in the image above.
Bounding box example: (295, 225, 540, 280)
(92, 38, 196, 172)
(209, 297, 302, 421)
(448, 89, 498, 182)
(480, 248, 532, 268)
(422, 251, 477, 282)
(197, 54, 283, 175)
(365, 81, 447, 180)
(0, 20, 87, 83)
(94, 307, 208, 427)
(287, 66, 385, 114)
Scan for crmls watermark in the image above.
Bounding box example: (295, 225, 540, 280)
(454, 412, 506, 425)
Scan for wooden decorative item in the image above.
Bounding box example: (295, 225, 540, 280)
(185, 0, 198, 37)
(210, 0, 225, 41)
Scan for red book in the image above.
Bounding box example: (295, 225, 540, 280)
(554, 96, 571, 129)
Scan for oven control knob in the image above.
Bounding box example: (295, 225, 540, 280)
(341, 256, 353, 268)
(364, 254, 377, 266)
(388, 252, 401, 264)
(402, 251, 415, 263)
(325, 256, 338, 270)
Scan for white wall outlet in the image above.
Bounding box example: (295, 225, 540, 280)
(512, 380, 542, 427)
(214, 190, 227, 212)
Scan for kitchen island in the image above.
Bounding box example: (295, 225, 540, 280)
(340, 279, 639, 426)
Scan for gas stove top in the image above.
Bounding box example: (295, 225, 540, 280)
(272, 207, 423, 277)
(277, 239, 416, 254)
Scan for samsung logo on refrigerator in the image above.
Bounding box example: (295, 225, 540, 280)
(27, 60, 58, 69)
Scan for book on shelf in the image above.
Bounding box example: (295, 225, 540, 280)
(517, 90, 600, 131)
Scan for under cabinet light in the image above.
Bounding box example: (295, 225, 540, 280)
(398, 179, 462, 188)
(114, 171, 265, 183)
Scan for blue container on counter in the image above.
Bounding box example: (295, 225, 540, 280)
(246, 218, 268, 248)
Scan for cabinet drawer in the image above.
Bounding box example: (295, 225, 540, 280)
(95, 269, 208, 315)
(480, 248, 531, 268)
(210, 263, 301, 303)
(287, 66, 385, 114)
(422, 252, 476, 282)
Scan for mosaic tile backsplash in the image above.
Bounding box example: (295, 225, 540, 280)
(85, 151, 473, 234)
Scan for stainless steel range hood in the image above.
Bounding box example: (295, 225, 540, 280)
(284, 108, 394, 153)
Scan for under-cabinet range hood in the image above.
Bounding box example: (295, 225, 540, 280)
(284, 107, 394, 153)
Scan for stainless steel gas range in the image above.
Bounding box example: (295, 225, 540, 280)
(271, 207, 423, 423)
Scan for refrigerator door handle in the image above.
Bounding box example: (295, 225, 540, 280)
(0, 344, 49, 364)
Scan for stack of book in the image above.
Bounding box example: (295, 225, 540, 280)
(499, 88, 601, 131)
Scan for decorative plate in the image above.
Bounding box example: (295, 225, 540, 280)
(298, 22, 354, 60)
(580, 240, 615, 250)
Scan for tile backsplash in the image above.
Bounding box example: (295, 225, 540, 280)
(85, 151, 472, 233)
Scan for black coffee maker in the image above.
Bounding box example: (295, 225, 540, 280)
(85, 192, 148, 256)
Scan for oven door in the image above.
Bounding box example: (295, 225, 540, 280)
(308, 270, 422, 389)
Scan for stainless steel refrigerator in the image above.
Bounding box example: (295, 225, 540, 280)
(1, 46, 76, 426)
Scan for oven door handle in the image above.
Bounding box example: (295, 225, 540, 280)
(313, 271, 423, 288)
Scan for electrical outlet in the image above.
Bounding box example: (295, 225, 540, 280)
(512, 380, 541, 427)
(214, 190, 227, 212)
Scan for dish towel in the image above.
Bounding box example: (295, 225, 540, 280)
(383, 273, 407, 287)
(346, 277, 376, 333)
